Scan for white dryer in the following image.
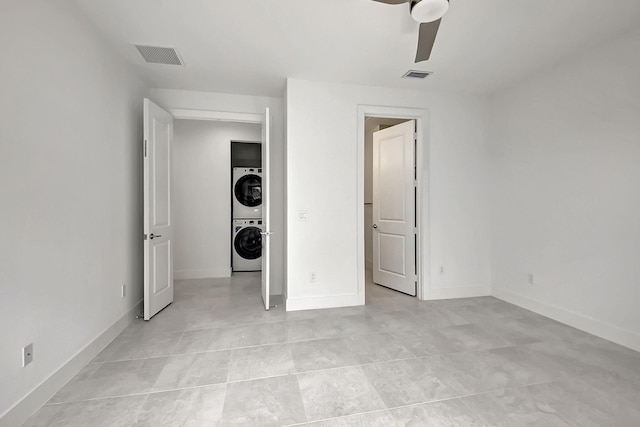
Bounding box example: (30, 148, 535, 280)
(233, 167, 262, 219)
(232, 219, 263, 272)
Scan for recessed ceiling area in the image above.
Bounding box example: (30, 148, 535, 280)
(72, 0, 640, 97)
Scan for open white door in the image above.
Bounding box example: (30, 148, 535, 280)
(260, 108, 271, 310)
(372, 120, 416, 296)
(143, 98, 174, 320)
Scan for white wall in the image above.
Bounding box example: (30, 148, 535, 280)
(489, 29, 640, 351)
(0, 0, 148, 423)
(173, 120, 261, 279)
(151, 89, 285, 295)
(286, 79, 492, 310)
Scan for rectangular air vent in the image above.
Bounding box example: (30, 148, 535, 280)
(402, 70, 432, 79)
(134, 45, 183, 66)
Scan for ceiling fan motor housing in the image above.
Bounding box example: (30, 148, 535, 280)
(410, 0, 449, 23)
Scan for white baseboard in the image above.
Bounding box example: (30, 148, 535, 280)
(175, 267, 231, 280)
(0, 301, 143, 427)
(286, 293, 364, 311)
(493, 289, 640, 353)
(426, 285, 491, 300)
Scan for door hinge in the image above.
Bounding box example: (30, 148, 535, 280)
(144, 140, 147, 157)
(414, 132, 418, 141)
(413, 227, 418, 235)
(413, 179, 418, 188)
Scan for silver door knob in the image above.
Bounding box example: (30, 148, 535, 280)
(150, 233, 162, 239)
(372, 224, 378, 229)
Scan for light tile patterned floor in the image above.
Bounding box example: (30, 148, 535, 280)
(24, 272, 640, 426)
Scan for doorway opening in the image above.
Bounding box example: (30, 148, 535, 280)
(143, 100, 274, 320)
(173, 122, 262, 282)
(364, 116, 417, 297)
(357, 105, 429, 305)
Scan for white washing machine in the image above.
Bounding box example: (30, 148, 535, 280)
(232, 219, 263, 272)
(233, 167, 262, 219)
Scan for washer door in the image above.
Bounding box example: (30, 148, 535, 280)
(234, 174, 262, 207)
(234, 226, 263, 260)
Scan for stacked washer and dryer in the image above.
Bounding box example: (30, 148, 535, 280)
(232, 167, 263, 271)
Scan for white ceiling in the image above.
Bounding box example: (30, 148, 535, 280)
(72, 0, 640, 97)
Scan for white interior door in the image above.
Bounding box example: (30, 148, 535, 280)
(372, 120, 416, 296)
(260, 107, 271, 310)
(143, 98, 174, 320)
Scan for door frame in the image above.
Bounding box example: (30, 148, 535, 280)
(357, 105, 430, 301)
(169, 109, 263, 124)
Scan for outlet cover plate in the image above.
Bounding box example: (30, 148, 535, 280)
(22, 343, 33, 367)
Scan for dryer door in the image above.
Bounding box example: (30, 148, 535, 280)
(234, 226, 263, 260)
(234, 174, 262, 207)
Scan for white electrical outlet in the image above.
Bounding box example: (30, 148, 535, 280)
(439, 266, 444, 274)
(22, 343, 33, 367)
(527, 273, 535, 285)
(121, 284, 127, 298)
(299, 210, 309, 221)
(310, 272, 317, 282)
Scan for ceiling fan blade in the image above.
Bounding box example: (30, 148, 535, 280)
(370, 0, 410, 4)
(415, 19, 441, 62)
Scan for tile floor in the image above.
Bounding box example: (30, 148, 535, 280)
(24, 272, 640, 426)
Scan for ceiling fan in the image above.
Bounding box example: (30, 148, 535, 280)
(371, 0, 449, 62)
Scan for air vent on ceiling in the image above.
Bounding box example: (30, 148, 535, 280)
(402, 70, 432, 79)
(134, 45, 183, 66)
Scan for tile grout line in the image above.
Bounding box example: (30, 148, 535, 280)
(44, 348, 553, 407)
(88, 318, 536, 365)
(281, 380, 557, 426)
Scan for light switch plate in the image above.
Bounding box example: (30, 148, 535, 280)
(298, 210, 309, 221)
